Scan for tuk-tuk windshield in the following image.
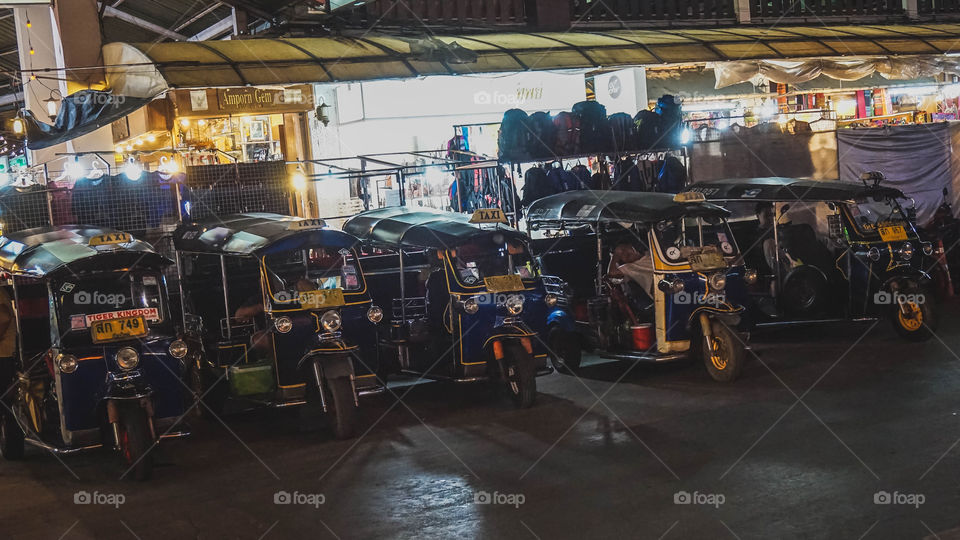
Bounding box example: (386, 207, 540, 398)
(263, 247, 363, 293)
(452, 238, 536, 285)
(654, 216, 739, 262)
(849, 197, 911, 236)
(57, 272, 166, 326)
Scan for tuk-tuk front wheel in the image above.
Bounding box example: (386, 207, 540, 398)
(549, 328, 582, 373)
(892, 298, 935, 342)
(116, 405, 154, 481)
(702, 320, 745, 383)
(0, 408, 24, 460)
(504, 343, 537, 409)
(324, 377, 358, 440)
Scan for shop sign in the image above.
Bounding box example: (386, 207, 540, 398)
(218, 87, 306, 111)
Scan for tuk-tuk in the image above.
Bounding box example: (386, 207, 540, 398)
(173, 213, 382, 439)
(0, 226, 189, 480)
(527, 190, 750, 382)
(342, 207, 561, 408)
(689, 175, 937, 340)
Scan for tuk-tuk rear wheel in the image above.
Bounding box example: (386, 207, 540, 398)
(549, 328, 582, 373)
(703, 320, 745, 383)
(892, 299, 935, 342)
(324, 377, 358, 440)
(117, 405, 154, 481)
(0, 408, 24, 460)
(505, 343, 536, 409)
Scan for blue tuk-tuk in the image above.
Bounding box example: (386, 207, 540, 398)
(172, 213, 382, 439)
(343, 207, 564, 408)
(527, 190, 750, 382)
(0, 226, 189, 480)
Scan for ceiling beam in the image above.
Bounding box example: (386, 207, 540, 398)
(99, 3, 189, 40)
(189, 15, 234, 41)
(216, 0, 276, 22)
(175, 2, 224, 32)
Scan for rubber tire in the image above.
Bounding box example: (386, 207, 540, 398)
(0, 408, 24, 461)
(702, 320, 745, 383)
(782, 266, 828, 317)
(325, 377, 358, 440)
(505, 343, 537, 409)
(549, 328, 582, 373)
(117, 405, 154, 481)
(892, 296, 936, 342)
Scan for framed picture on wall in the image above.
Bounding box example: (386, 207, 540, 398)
(248, 119, 267, 141)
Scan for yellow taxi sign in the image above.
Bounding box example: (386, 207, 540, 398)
(89, 232, 133, 247)
(673, 192, 706, 204)
(299, 288, 346, 309)
(287, 218, 326, 231)
(469, 208, 508, 224)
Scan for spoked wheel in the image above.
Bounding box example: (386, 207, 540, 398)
(702, 320, 745, 383)
(116, 405, 155, 481)
(324, 377, 358, 440)
(0, 407, 24, 460)
(505, 343, 537, 409)
(892, 297, 936, 342)
(549, 328, 582, 374)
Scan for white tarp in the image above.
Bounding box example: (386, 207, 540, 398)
(712, 57, 960, 89)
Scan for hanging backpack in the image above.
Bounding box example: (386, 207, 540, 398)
(546, 167, 578, 194)
(521, 166, 552, 207)
(570, 164, 592, 190)
(614, 157, 644, 192)
(572, 100, 609, 154)
(527, 111, 557, 159)
(497, 109, 532, 163)
(553, 111, 581, 157)
(608, 112, 638, 152)
(634, 110, 661, 150)
(657, 155, 688, 194)
(656, 95, 684, 149)
(591, 171, 612, 191)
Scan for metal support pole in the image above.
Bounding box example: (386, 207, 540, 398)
(399, 249, 406, 321)
(773, 206, 781, 308)
(176, 252, 187, 332)
(595, 224, 603, 296)
(220, 255, 231, 340)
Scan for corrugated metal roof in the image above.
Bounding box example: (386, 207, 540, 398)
(106, 23, 960, 88)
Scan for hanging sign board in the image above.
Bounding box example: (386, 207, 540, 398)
(172, 85, 314, 117)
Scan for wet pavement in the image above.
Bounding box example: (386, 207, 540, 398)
(4, 305, 960, 539)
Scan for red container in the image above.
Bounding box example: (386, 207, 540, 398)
(631, 324, 653, 350)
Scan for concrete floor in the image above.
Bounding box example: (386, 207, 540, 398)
(4, 306, 960, 539)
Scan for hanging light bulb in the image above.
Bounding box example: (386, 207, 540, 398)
(146, 133, 156, 143)
(65, 156, 85, 180)
(180, 118, 190, 128)
(115, 145, 123, 154)
(123, 157, 143, 181)
(125, 144, 134, 152)
(25, 19, 31, 28)
(12, 118, 24, 135)
(292, 166, 307, 191)
(43, 89, 61, 119)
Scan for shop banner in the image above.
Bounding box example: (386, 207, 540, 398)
(711, 57, 960, 89)
(837, 122, 951, 226)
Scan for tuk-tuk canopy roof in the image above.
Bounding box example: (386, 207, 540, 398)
(343, 207, 526, 250)
(173, 213, 361, 256)
(689, 177, 906, 203)
(0, 226, 168, 277)
(526, 191, 730, 226)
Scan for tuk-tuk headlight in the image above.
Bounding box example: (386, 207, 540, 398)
(900, 242, 914, 261)
(545, 293, 558, 307)
(708, 273, 727, 291)
(274, 316, 293, 334)
(658, 278, 684, 294)
(462, 297, 480, 315)
(922, 241, 934, 256)
(867, 247, 881, 262)
(744, 268, 758, 285)
(115, 348, 139, 371)
(367, 305, 384, 323)
(168, 340, 189, 359)
(506, 294, 524, 315)
(56, 354, 78, 374)
(320, 310, 341, 332)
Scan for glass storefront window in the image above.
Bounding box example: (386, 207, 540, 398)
(178, 114, 284, 165)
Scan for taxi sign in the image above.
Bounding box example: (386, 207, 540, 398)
(287, 218, 326, 231)
(469, 208, 508, 224)
(89, 232, 132, 247)
(878, 223, 908, 242)
(484, 274, 524, 293)
(673, 192, 706, 204)
(299, 288, 346, 309)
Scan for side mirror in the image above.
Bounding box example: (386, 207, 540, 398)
(780, 204, 791, 214)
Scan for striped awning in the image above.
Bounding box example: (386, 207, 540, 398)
(103, 24, 960, 91)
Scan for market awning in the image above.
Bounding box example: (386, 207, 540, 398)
(103, 24, 960, 92)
